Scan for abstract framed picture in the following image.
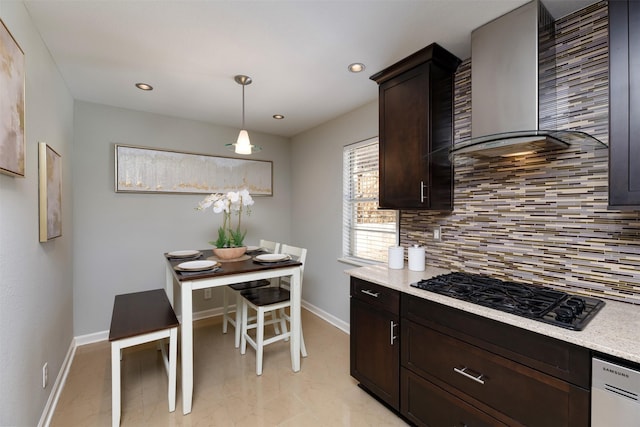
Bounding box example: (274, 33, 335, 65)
(0, 19, 25, 177)
(39, 143, 62, 242)
(115, 144, 273, 196)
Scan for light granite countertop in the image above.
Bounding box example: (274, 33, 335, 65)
(346, 264, 640, 365)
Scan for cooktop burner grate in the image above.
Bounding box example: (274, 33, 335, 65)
(410, 272, 605, 331)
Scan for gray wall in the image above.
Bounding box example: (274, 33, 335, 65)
(73, 101, 293, 336)
(291, 100, 378, 326)
(72, 98, 380, 340)
(0, 2, 75, 425)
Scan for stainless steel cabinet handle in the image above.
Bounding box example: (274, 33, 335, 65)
(453, 366, 485, 385)
(361, 289, 379, 298)
(420, 180, 426, 203)
(390, 321, 397, 345)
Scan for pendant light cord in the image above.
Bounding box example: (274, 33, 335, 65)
(241, 83, 246, 129)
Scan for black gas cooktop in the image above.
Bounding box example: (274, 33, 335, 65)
(410, 272, 605, 331)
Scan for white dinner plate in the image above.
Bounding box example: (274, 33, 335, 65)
(246, 246, 261, 252)
(254, 253, 290, 263)
(177, 260, 218, 271)
(168, 249, 200, 258)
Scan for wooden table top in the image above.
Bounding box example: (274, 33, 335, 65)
(165, 249, 302, 282)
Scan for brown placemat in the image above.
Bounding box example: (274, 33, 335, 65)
(207, 254, 251, 263)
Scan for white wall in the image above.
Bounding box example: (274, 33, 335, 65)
(72, 101, 292, 335)
(0, 2, 75, 425)
(291, 100, 378, 325)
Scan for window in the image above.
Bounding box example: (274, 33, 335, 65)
(343, 138, 397, 263)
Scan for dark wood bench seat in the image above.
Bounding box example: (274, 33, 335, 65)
(109, 289, 179, 427)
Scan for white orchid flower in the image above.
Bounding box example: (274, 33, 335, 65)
(213, 199, 229, 213)
(197, 199, 213, 210)
(196, 193, 217, 210)
(227, 191, 240, 204)
(239, 189, 254, 206)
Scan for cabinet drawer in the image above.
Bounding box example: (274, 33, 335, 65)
(402, 294, 590, 387)
(351, 278, 399, 314)
(401, 368, 508, 427)
(402, 320, 589, 426)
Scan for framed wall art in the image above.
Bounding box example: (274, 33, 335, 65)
(0, 19, 25, 177)
(39, 143, 62, 242)
(114, 144, 273, 196)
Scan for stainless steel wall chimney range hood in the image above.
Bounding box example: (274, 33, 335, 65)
(450, 0, 606, 158)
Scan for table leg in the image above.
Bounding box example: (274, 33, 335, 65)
(168, 328, 177, 413)
(181, 282, 193, 414)
(165, 264, 174, 305)
(111, 342, 121, 427)
(290, 267, 301, 372)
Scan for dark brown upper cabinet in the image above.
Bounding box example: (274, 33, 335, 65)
(609, 0, 640, 208)
(371, 44, 461, 210)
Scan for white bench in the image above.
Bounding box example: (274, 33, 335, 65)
(108, 289, 179, 427)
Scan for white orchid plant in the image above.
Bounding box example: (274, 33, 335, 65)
(196, 189, 254, 248)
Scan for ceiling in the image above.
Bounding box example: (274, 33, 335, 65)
(24, 0, 597, 138)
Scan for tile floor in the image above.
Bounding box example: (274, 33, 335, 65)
(50, 309, 409, 426)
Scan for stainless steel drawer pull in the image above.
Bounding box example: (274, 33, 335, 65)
(361, 289, 379, 298)
(453, 367, 485, 385)
(390, 321, 397, 345)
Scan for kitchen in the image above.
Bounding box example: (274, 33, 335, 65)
(1, 0, 639, 426)
(349, 0, 640, 425)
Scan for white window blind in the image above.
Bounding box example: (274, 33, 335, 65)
(343, 138, 397, 263)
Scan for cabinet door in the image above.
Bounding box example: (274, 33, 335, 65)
(609, 0, 640, 207)
(379, 63, 430, 209)
(350, 298, 400, 409)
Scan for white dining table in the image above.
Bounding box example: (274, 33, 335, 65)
(164, 249, 303, 415)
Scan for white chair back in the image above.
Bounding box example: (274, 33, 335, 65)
(280, 244, 307, 287)
(259, 239, 280, 254)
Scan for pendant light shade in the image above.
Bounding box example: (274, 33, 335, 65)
(235, 130, 252, 155)
(226, 75, 262, 155)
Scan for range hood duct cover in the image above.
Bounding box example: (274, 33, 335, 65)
(450, 0, 606, 158)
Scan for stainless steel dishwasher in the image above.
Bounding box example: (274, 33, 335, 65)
(592, 357, 640, 426)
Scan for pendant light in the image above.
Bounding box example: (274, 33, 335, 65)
(226, 75, 261, 155)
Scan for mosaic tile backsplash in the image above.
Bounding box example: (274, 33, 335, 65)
(400, 2, 640, 304)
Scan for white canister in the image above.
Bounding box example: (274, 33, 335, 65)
(408, 245, 425, 272)
(388, 246, 404, 269)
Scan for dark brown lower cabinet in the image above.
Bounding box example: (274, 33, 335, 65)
(401, 294, 590, 427)
(350, 278, 400, 410)
(349, 279, 591, 425)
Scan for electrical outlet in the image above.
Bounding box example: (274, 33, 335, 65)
(204, 288, 212, 300)
(42, 363, 48, 388)
(433, 226, 441, 240)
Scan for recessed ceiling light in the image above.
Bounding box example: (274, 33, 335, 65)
(348, 63, 366, 73)
(135, 83, 153, 91)
(273, 114, 285, 120)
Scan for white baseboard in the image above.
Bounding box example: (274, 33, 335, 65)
(75, 329, 108, 346)
(38, 338, 76, 427)
(302, 300, 350, 334)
